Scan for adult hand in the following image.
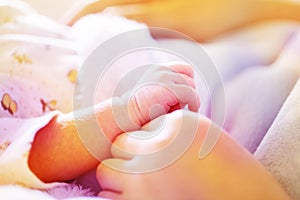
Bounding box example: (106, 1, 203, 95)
(96, 110, 290, 199)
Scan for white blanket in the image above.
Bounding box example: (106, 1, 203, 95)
(255, 79, 300, 200)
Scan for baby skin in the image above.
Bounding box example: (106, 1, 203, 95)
(94, 29, 300, 200)
(28, 63, 199, 183)
(96, 110, 290, 200)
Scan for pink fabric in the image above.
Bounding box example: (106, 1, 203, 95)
(0, 111, 63, 188)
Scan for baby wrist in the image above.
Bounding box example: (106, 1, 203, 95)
(113, 96, 141, 132)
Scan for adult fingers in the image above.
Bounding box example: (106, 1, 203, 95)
(110, 112, 184, 159)
(97, 159, 126, 198)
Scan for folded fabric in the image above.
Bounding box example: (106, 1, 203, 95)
(254, 78, 300, 200)
(0, 1, 158, 198)
(0, 111, 63, 189)
(0, 184, 104, 200)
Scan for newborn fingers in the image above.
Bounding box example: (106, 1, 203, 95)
(160, 71, 196, 88)
(167, 84, 200, 112)
(169, 64, 195, 78)
(157, 64, 200, 111)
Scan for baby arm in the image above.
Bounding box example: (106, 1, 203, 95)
(28, 64, 199, 183)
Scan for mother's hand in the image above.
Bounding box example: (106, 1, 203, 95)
(96, 110, 289, 199)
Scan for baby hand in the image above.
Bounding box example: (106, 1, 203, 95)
(122, 63, 200, 127)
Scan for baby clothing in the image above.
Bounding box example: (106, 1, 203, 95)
(0, 0, 152, 191)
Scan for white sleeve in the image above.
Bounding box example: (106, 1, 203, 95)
(0, 111, 66, 189)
